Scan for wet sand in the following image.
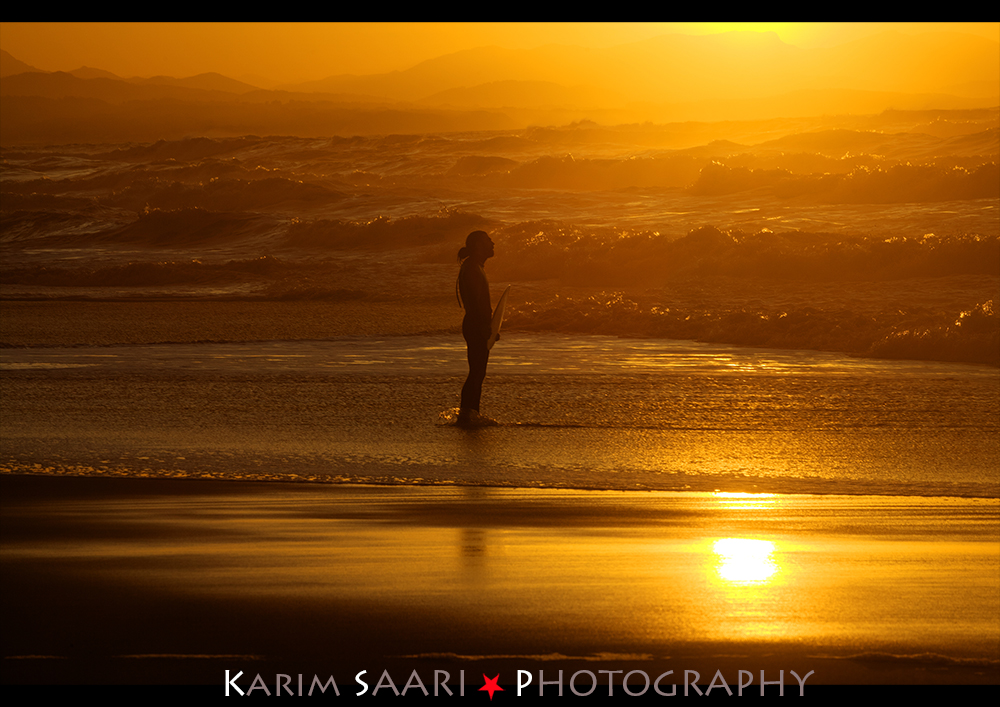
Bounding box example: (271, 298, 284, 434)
(2, 475, 997, 687)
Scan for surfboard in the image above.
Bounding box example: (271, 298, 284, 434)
(487, 285, 510, 351)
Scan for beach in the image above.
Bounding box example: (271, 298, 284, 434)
(3, 475, 997, 688)
(2, 301, 999, 687)
(1, 92, 998, 691)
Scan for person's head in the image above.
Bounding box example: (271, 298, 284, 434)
(458, 230, 494, 263)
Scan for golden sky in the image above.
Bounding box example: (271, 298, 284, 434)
(2, 22, 997, 86)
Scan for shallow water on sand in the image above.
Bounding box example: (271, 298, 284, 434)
(2, 334, 996, 497)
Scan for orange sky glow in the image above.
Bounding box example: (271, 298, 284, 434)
(2, 22, 997, 87)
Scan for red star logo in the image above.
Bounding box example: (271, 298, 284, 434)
(479, 673, 503, 700)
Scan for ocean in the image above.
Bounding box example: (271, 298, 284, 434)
(1, 126, 998, 498)
(2, 334, 998, 499)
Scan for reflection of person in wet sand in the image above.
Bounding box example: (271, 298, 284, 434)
(456, 230, 495, 426)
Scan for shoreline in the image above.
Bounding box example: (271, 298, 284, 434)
(2, 469, 1000, 501)
(3, 474, 997, 686)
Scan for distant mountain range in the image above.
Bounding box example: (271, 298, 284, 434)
(1, 50, 261, 96)
(274, 31, 999, 105)
(2, 30, 998, 144)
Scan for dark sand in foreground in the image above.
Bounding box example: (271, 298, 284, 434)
(2, 475, 997, 687)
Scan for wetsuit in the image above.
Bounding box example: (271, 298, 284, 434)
(458, 257, 492, 412)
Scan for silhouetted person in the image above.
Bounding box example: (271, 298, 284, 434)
(457, 230, 495, 425)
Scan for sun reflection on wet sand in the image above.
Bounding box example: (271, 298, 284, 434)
(713, 538, 779, 584)
(709, 496, 782, 589)
(2, 481, 998, 684)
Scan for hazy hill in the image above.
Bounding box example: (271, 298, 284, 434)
(68, 66, 121, 80)
(283, 30, 999, 108)
(418, 80, 623, 110)
(1, 30, 997, 145)
(0, 49, 41, 77)
(130, 72, 261, 94)
(0, 70, 248, 103)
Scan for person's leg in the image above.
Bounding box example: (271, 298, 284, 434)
(460, 336, 489, 416)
